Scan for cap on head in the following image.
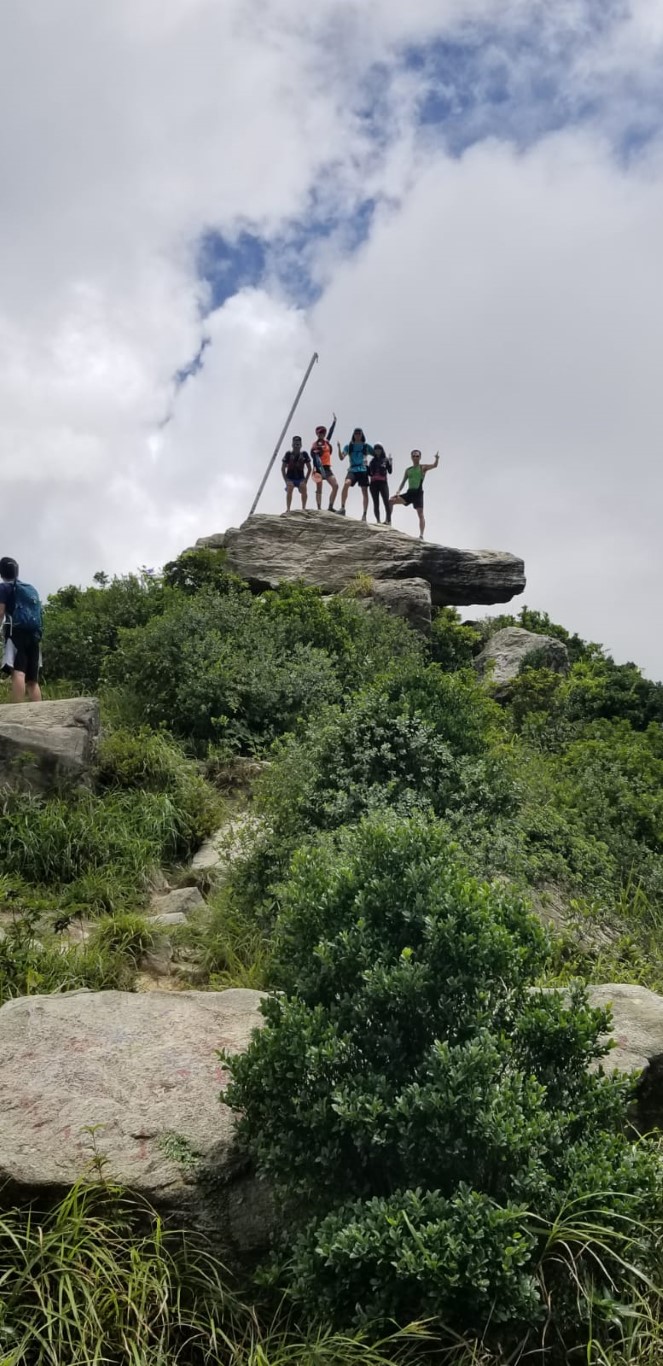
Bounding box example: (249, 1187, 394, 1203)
(0, 556, 18, 581)
(315, 425, 326, 435)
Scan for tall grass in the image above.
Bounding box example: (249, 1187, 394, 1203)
(0, 1181, 428, 1366)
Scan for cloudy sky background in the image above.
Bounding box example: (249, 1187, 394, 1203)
(2, 0, 663, 675)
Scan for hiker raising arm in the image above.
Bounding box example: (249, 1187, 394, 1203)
(390, 449, 439, 541)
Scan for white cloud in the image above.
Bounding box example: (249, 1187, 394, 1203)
(1, 0, 663, 677)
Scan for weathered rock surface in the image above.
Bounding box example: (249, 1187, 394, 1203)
(475, 627, 569, 699)
(191, 812, 263, 877)
(197, 512, 525, 607)
(0, 698, 99, 792)
(369, 577, 432, 633)
(149, 887, 205, 920)
(586, 984, 663, 1128)
(0, 988, 269, 1250)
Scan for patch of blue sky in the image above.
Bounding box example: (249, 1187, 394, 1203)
(197, 228, 266, 310)
(406, 0, 663, 157)
(196, 195, 377, 315)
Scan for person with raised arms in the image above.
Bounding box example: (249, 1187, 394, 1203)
(310, 414, 338, 511)
(338, 427, 373, 520)
(390, 448, 439, 539)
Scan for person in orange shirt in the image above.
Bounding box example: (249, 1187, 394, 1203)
(310, 414, 338, 511)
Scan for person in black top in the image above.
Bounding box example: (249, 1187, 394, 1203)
(281, 436, 312, 511)
(367, 444, 393, 524)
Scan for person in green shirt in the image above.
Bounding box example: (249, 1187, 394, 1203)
(390, 449, 439, 539)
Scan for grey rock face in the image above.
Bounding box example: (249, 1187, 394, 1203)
(149, 887, 205, 919)
(474, 627, 569, 699)
(0, 698, 99, 792)
(369, 577, 432, 633)
(191, 812, 263, 877)
(0, 988, 269, 1253)
(196, 512, 525, 607)
(586, 983, 663, 1128)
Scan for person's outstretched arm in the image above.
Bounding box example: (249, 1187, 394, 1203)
(327, 413, 337, 442)
(397, 468, 408, 493)
(421, 451, 440, 472)
(338, 442, 346, 461)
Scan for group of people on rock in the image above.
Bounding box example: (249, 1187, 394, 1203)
(281, 419, 440, 539)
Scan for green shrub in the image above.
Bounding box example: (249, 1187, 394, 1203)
(258, 665, 514, 839)
(102, 583, 424, 753)
(42, 571, 169, 692)
(162, 545, 239, 596)
(226, 816, 663, 1357)
(429, 607, 482, 671)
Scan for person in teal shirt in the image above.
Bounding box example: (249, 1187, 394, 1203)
(390, 448, 439, 539)
(337, 427, 373, 520)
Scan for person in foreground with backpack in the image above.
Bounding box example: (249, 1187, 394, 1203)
(338, 427, 373, 520)
(390, 449, 440, 539)
(0, 556, 43, 702)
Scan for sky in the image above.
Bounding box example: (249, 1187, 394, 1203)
(1, 0, 663, 676)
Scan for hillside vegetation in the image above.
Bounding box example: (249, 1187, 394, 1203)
(1, 546, 663, 1365)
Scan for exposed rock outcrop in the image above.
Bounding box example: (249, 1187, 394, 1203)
(0, 988, 269, 1253)
(368, 577, 432, 633)
(587, 983, 663, 1130)
(475, 626, 569, 699)
(196, 512, 525, 608)
(0, 698, 99, 792)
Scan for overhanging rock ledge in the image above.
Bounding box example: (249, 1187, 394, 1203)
(195, 512, 526, 608)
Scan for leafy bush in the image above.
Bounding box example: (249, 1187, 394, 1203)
(226, 816, 663, 1357)
(42, 571, 169, 692)
(162, 545, 240, 596)
(429, 607, 482, 671)
(103, 584, 422, 753)
(259, 663, 514, 839)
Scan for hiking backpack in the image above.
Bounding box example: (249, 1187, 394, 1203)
(10, 581, 43, 636)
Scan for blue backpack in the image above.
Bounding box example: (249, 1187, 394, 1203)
(10, 580, 43, 637)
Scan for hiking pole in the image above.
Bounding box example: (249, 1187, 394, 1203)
(248, 351, 319, 517)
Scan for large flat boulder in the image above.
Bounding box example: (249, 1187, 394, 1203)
(0, 988, 269, 1253)
(475, 627, 569, 699)
(197, 512, 525, 607)
(0, 697, 99, 792)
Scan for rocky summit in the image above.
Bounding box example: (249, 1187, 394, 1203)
(197, 511, 526, 609)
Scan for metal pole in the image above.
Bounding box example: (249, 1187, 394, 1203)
(248, 351, 319, 517)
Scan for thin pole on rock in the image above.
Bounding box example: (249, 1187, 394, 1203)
(248, 351, 319, 517)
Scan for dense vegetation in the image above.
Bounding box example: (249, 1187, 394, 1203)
(2, 548, 663, 1364)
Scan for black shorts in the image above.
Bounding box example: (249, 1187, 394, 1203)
(402, 487, 424, 509)
(6, 627, 41, 682)
(347, 470, 369, 488)
(320, 466, 335, 481)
